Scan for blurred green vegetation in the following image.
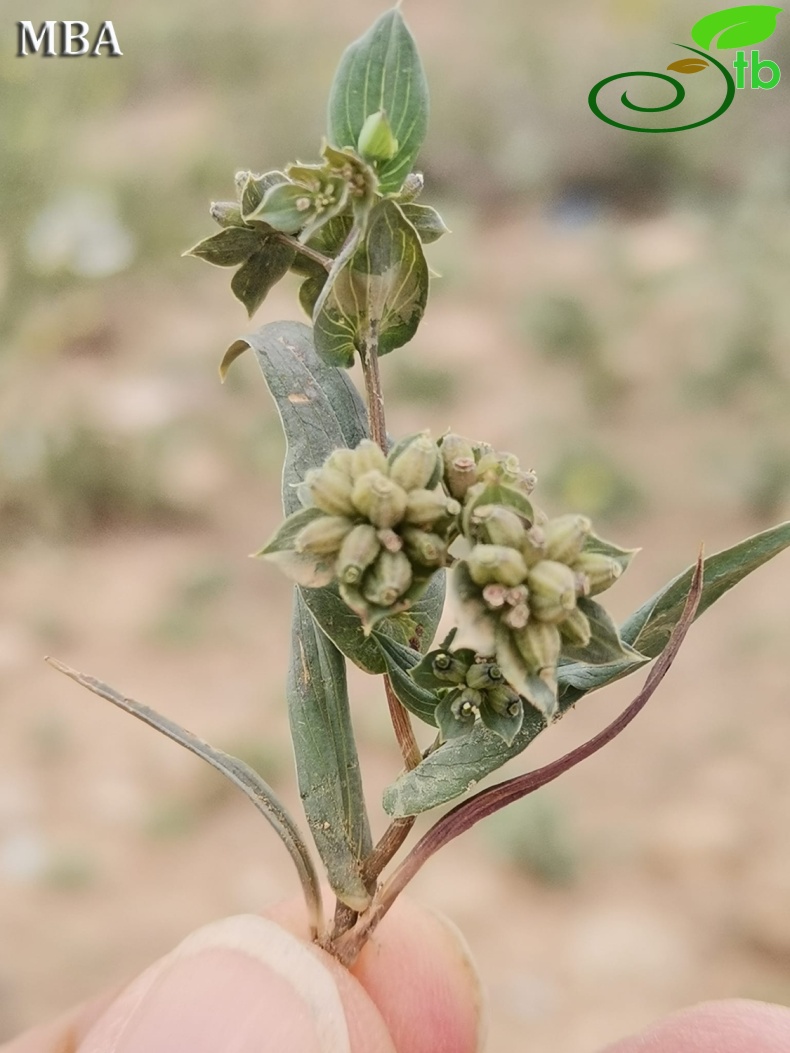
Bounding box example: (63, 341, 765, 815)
(481, 791, 578, 886)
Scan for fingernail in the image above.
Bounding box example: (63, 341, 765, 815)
(79, 915, 351, 1053)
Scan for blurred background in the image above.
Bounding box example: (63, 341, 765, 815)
(2, 1, 790, 1050)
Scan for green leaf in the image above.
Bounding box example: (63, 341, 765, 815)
(48, 657, 325, 938)
(621, 523, 790, 659)
(258, 505, 323, 554)
(557, 651, 648, 700)
(691, 5, 782, 49)
(230, 240, 296, 318)
(558, 522, 790, 708)
(383, 704, 546, 818)
(400, 203, 450, 245)
(327, 8, 429, 193)
(255, 505, 336, 588)
(582, 533, 639, 576)
(244, 320, 443, 671)
(288, 592, 373, 911)
(479, 697, 524, 747)
(299, 274, 327, 317)
(561, 597, 634, 665)
(372, 632, 440, 725)
(240, 170, 289, 219)
(251, 183, 314, 234)
(184, 226, 264, 267)
(313, 199, 429, 367)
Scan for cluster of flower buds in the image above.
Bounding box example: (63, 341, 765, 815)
(260, 434, 461, 629)
(245, 143, 378, 245)
(436, 433, 630, 723)
(411, 642, 524, 746)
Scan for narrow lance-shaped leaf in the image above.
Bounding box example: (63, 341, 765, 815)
(313, 199, 428, 367)
(288, 592, 373, 911)
(183, 226, 265, 267)
(327, 8, 429, 193)
(691, 5, 782, 50)
(559, 522, 790, 708)
(47, 658, 325, 938)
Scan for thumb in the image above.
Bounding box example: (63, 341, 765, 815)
(76, 914, 397, 1053)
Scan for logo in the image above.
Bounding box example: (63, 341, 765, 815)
(16, 21, 123, 57)
(589, 5, 782, 132)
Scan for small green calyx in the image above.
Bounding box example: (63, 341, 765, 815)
(357, 110, 400, 163)
(411, 644, 525, 746)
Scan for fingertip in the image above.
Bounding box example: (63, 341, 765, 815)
(602, 999, 790, 1052)
(350, 897, 486, 1053)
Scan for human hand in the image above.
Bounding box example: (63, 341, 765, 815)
(4, 897, 790, 1052)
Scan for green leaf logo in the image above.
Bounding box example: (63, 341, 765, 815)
(691, 5, 782, 50)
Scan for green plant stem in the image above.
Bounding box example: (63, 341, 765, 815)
(358, 331, 423, 771)
(47, 657, 326, 941)
(359, 335, 388, 451)
(332, 555, 704, 965)
(274, 233, 332, 272)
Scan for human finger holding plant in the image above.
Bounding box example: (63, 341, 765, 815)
(36, 6, 790, 1050)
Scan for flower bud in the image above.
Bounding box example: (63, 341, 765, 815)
(475, 505, 526, 549)
(305, 467, 356, 517)
(502, 603, 530, 630)
(388, 434, 441, 492)
(465, 661, 504, 691)
(467, 545, 528, 588)
(352, 470, 408, 528)
(440, 434, 477, 500)
(446, 458, 477, 501)
(210, 201, 243, 228)
(486, 684, 522, 717)
(357, 110, 400, 162)
(324, 447, 356, 481)
(295, 515, 354, 556)
(362, 550, 413, 607)
(400, 172, 424, 202)
(350, 439, 388, 481)
(401, 527, 447, 568)
(512, 621, 561, 676)
(521, 524, 547, 567)
(336, 523, 381, 585)
(505, 585, 529, 606)
(431, 650, 471, 684)
(377, 528, 403, 553)
(453, 687, 482, 719)
(482, 583, 508, 609)
(403, 489, 461, 529)
(544, 514, 592, 565)
(527, 560, 578, 623)
(572, 553, 622, 596)
(560, 608, 592, 648)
